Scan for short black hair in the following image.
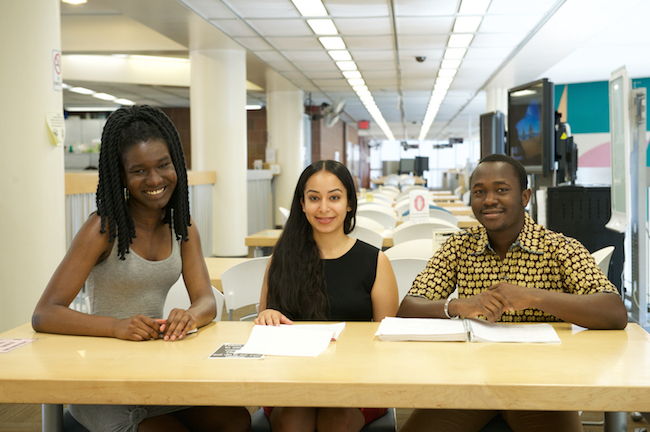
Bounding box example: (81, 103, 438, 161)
(471, 154, 528, 192)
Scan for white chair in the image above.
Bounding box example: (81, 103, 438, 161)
(221, 256, 271, 321)
(164, 276, 226, 322)
(462, 190, 470, 205)
(357, 208, 397, 229)
(591, 246, 615, 275)
(357, 202, 394, 212)
(356, 215, 386, 231)
(358, 197, 392, 208)
(376, 186, 399, 200)
(389, 257, 429, 302)
(350, 226, 384, 249)
(399, 176, 416, 189)
(367, 193, 394, 205)
(392, 219, 460, 245)
(454, 185, 463, 198)
(384, 238, 436, 260)
(383, 174, 399, 187)
(403, 209, 458, 226)
(279, 207, 290, 227)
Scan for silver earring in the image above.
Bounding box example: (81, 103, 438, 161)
(124, 188, 129, 201)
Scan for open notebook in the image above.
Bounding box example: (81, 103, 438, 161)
(375, 317, 561, 343)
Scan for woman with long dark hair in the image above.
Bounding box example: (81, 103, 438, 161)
(255, 160, 398, 431)
(32, 105, 250, 432)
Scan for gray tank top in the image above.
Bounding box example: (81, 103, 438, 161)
(86, 230, 182, 320)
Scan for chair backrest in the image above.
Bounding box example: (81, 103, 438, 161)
(221, 256, 271, 321)
(376, 186, 399, 200)
(358, 198, 392, 208)
(401, 208, 458, 226)
(462, 190, 470, 205)
(383, 174, 399, 187)
(392, 219, 460, 245)
(454, 186, 463, 198)
(355, 215, 386, 231)
(164, 276, 226, 322)
(349, 226, 384, 249)
(357, 202, 396, 213)
(389, 257, 429, 302)
(591, 246, 615, 275)
(356, 208, 397, 229)
(367, 192, 393, 205)
(279, 207, 290, 227)
(384, 238, 436, 260)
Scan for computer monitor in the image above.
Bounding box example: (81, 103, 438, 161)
(399, 158, 416, 174)
(480, 111, 506, 158)
(414, 156, 429, 176)
(507, 78, 555, 176)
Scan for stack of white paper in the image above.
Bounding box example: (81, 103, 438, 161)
(237, 322, 346, 357)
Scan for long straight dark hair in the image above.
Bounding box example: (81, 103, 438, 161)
(266, 160, 357, 320)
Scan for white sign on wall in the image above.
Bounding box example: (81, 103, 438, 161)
(52, 50, 62, 91)
(409, 190, 429, 224)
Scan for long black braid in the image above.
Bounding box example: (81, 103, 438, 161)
(96, 105, 191, 260)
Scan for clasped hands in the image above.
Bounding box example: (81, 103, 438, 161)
(113, 308, 198, 341)
(452, 282, 536, 323)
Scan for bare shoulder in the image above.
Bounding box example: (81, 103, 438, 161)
(70, 213, 113, 262)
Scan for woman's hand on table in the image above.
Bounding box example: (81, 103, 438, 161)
(160, 308, 198, 341)
(112, 315, 163, 341)
(255, 309, 293, 326)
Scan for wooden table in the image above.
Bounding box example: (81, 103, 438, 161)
(204, 257, 249, 291)
(2, 322, 649, 432)
(245, 221, 481, 254)
(441, 205, 474, 216)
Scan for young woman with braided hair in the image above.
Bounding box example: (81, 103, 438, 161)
(32, 105, 250, 432)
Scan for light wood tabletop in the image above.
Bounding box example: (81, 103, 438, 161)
(204, 257, 249, 291)
(2, 321, 649, 413)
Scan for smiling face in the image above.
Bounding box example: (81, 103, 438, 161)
(470, 161, 531, 238)
(300, 170, 351, 237)
(122, 139, 177, 213)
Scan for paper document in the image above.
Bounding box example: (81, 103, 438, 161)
(0, 339, 36, 353)
(375, 317, 560, 343)
(237, 323, 343, 357)
(209, 343, 263, 359)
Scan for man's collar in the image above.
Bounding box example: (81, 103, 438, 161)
(471, 212, 544, 256)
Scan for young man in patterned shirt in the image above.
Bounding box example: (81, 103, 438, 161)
(398, 154, 627, 432)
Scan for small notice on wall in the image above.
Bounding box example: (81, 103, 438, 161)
(46, 111, 65, 146)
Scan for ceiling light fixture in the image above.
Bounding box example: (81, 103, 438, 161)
(319, 37, 346, 50)
(444, 48, 467, 59)
(307, 19, 338, 35)
(336, 61, 357, 71)
(347, 78, 365, 86)
(441, 59, 462, 69)
(328, 50, 352, 61)
(353, 85, 368, 92)
(92, 93, 117, 101)
(448, 34, 474, 48)
(246, 104, 263, 110)
(459, 0, 491, 14)
(342, 71, 362, 79)
(62, 0, 88, 4)
(438, 69, 457, 77)
(114, 98, 136, 106)
(291, 0, 328, 16)
(68, 87, 95, 95)
(453, 16, 482, 33)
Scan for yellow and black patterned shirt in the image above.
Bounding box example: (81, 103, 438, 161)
(407, 213, 618, 322)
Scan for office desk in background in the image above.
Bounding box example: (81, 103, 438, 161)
(1, 322, 649, 432)
(204, 257, 248, 291)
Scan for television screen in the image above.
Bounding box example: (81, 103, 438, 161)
(399, 158, 415, 174)
(480, 111, 505, 158)
(414, 156, 429, 176)
(507, 78, 554, 175)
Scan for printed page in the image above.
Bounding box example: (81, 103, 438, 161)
(375, 317, 467, 341)
(237, 325, 335, 357)
(467, 319, 561, 343)
(292, 322, 346, 340)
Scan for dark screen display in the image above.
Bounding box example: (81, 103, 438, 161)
(508, 81, 544, 168)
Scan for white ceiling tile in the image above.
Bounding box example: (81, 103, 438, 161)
(226, 0, 301, 18)
(396, 17, 453, 35)
(283, 50, 332, 62)
(480, 14, 542, 34)
(488, 0, 559, 15)
(401, 78, 436, 91)
(355, 60, 395, 70)
(312, 80, 352, 90)
(393, 0, 460, 16)
(463, 46, 512, 60)
(471, 33, 523, 48)
(343, 36, 394, 49)
(323, 0, 390, 17)
(266, 37, 322, 50)
(304, 70, 346, 79)
(247, 19, 313, 36)
(334, 18, 392, 35)
(349, 50, 395, 61)
(398, 35, 448, 50)
(266, 60, 300, 72)
(361, 70, 398, 80)
(209, 19, 258, 37)
(185, 0, 236, 19)
(254, 50, 289, 63)
(292, 61, 340, 72)
(235, 37, 274, 51)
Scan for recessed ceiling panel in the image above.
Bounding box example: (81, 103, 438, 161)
(349, 50, 395, 61)
(183, 0, 236, 19)
(324, 0, 390, 17)
(480, 14, 542, 34)
(283, 50, 332, 62)
(209, 19, 258, 37)
(398, 35, 448, 50)
(247, 19, 313, 36)
(235, 37, 274, 51)
(395, 17, 453, 35)
(226, 0, 301, 18)
(334, 18, 392, 35)
(343, 36, 394, 49)
(266, 37, 322, 50)
(393, 0, 460, 16)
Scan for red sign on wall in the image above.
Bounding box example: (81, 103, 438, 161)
(358, 120, 370, 130)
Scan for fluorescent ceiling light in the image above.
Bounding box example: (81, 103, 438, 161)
(356, 90, 372, 97)
(347, 78, 365, 86)
(319, 37, 346, 50)
(62, 0, 87, 4)
(328, 50, 352, 61)
(441, 59, 462, 69)
(453, 16, 482, 33)
(246, 104, 263, 110)
(114, 98, 135, 106)
(448, 34, 474, 48)
(336, 61, 357, 71)
(438, 69, 457, 77)
(353, 85, 368, 92)
(436, 76, 454, 85)
(61, 83, 72, 89)
(434, 82, 451, 91)
(92, 93, 117, 101)
(444, 48, 467, 59)
(459, 0, 491, 14)
(307, 19, 338, 35)
(68, 87, 95, 95)
(343, 70, 362, 79)
(291, 0, 328, 16)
